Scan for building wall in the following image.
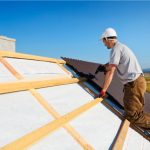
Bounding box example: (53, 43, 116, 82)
(0, 36, 16, 52)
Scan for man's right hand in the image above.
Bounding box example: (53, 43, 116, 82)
(95, 63, 109, 74)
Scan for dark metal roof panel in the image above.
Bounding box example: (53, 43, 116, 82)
(62, 57, 150, 113)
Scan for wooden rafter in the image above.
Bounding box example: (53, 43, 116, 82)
(0, 50, 65, 64)
(0, 56, 23, 79)
(112, 119, 130, 150)
(0, 77, 85, 94)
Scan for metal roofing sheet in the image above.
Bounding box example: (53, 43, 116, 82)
(62, 57, 150, 113)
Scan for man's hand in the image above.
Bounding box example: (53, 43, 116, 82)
(98, 90, 106, 98)
(95, 63, 109, 74)
(95, 64, 106, 74)
(78, 72, 95, 79)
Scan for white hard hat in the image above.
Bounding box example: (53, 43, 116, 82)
(101, 28, 117, 40)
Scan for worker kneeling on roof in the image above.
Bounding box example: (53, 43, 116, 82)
(99, 27, 150, 130)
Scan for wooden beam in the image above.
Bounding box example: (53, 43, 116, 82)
(1, 98, 103, 150)
(0, 56, 23, 80)
(0, 50, 65, 64)
(112, 119, 130, 150)
(30, 88, 94, 150)
(0, 77, 84, 94)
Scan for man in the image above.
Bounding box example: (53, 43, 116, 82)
(99, 27, 150, 130)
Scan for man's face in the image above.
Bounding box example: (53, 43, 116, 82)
(102, 38, 111, 49)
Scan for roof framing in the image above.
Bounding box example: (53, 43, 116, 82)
(0, 56, 94, 149)
(29, 88, 95, 150)
(112, 119, 130, 150)
(0, 77, 85, 94)
(0, 50, 65, 64)
(1, 97, 103, 150)
(1, 51, 150, 149)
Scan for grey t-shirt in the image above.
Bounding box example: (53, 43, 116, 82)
(109, 41, 143, 84)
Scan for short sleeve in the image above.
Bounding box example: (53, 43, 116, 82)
(109, 48, 121, 66)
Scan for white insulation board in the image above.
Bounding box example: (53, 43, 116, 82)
(36, 83, 122, 149)
(123, 127, 150, 150)
(69, 103, 121, 150)
(0, 91, 53, 147)
(0, 62, 16, 82)
(28, 128, 83, 150)
(37, 83, 94, 115)
(5, 58, 70, 79)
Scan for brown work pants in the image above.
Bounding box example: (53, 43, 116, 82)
(123, 75, 150, 129)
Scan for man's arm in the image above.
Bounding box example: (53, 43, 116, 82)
(102, 65, 116, 92)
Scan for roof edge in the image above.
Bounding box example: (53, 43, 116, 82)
(0, 50, 65, 64)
